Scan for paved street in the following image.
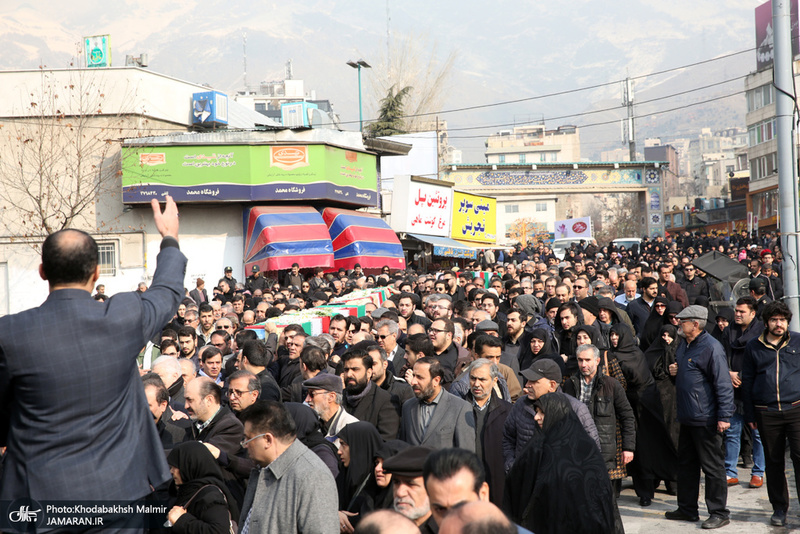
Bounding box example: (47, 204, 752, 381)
(618, 463, 797, 532)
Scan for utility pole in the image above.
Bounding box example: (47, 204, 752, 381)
(242, 31, 247, 91)
(622, 77, 636, 161)
(773, 0, 800, 330)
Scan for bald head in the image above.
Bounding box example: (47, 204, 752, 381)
(355, 510, 420, 534)
(439, 501, 515, 534)
(41, 229, 99, 289)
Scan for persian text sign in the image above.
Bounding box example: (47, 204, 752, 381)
(122, 144, 377, 206)
(391, 175, 452, 237)
(451, 191, 496, 244)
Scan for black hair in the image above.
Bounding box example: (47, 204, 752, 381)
(201, 346, 222, 363)
(406, 333, 435, 359)
(762, 300, 793, 324)
(341, 346, 374, 369)
(141, 372, 169, 405)
(474, 334, 503, 356)
(41, 229, 98, 286)
(423, 448, 485, 494)
(239, 400, 297, 441)
(415, 356, 444, 380)
(300, 346, 328, 372)
(241, 339, 269, 367)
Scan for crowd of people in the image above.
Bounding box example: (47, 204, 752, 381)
(3, 203, 799, 533)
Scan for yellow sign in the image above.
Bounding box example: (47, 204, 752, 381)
(451, 191, 496, 244)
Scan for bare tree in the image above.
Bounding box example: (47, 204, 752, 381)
(365, 32, 457, 133)
(0, 67, 146, 239)
(586, 193, 644, 244)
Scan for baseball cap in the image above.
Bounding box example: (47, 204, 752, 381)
(520, 360, 562, 383)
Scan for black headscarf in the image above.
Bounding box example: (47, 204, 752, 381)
(574, 322, 607, 352)
(504, 392, 616, 533)
(167, 441, 239, 519)
(644, 325, 679, 381)
(609, 323, 653, 397)
(518, 328, 563, 376)
(285, 402, 336, 454)
(641, 297, 669, 352)
(336, 422, 384, 509)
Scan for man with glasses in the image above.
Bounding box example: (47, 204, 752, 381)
(376, 318, 405, 371)
(680, 263, 708, 306)
(429, 319, 459, 375)
(238, 401, 339, 534)
(303, 373, 358, 444)
(742, 301, 800, 527)
(227, 369, 261, 415)
(430, 296, 453, 320)
(573, 277, 592, 301)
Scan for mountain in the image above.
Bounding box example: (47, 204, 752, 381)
(0, 0, 762, 162)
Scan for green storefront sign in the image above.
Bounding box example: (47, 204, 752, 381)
(122, 144, 378, 206)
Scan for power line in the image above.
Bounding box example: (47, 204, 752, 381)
(405, 74, 750, 134)
(443, 90, 746, 139)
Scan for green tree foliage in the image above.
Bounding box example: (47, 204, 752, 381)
(365, 85, 412, 137)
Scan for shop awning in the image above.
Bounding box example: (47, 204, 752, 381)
(321, 207, 405, 271)
(244, 206, 334, 272)
(454, 240, 495, 251)
(408, 234, 478, 259)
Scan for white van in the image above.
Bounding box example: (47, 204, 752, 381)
(551, 237, 583, 258)
(612, 238, 642, 251)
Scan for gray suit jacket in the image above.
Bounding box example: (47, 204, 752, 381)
(0, 241, 186, 501)
(400, 389, 476, 452)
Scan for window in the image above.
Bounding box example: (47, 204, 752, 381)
(505, 204, 519, 214)
(498, 155, 505, 164)
(535, 203, 547, 212)
(505, 224, 513, 238)
(519, 154, 526, 164)
(748, 118, 777, 147)
(749, 153, 778, 180)
(746, 84, 775, 112)
(97, 242, 117, 276)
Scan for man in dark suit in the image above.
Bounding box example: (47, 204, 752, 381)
(400, 357, 476, 451)
(184, 377, 244, 457)
(463, 359, 512, 507)
(0, 196, 184, 505)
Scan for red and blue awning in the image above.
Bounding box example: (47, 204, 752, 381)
(244, 206, 334, 272)
(321, 207, 405, 272)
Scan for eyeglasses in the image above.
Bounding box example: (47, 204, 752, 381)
(429, 328, 447, 335)
(217, 325, 233, 329)
(377, 334, 394, 340)
(229, 388, 254, 398)
(306, 390, 330, 398)
(240, 433, 267, 447)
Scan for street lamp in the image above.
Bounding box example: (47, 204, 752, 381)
(346, 59, 371, 132)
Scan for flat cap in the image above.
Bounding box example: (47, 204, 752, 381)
(371, 307, 390, 319)
(675, 305, 708, 322)
(382, 446, 435, 477)
(475, 320, 499, 332)
(302, 373, 342, 393)
(521, 359, 562, 383)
